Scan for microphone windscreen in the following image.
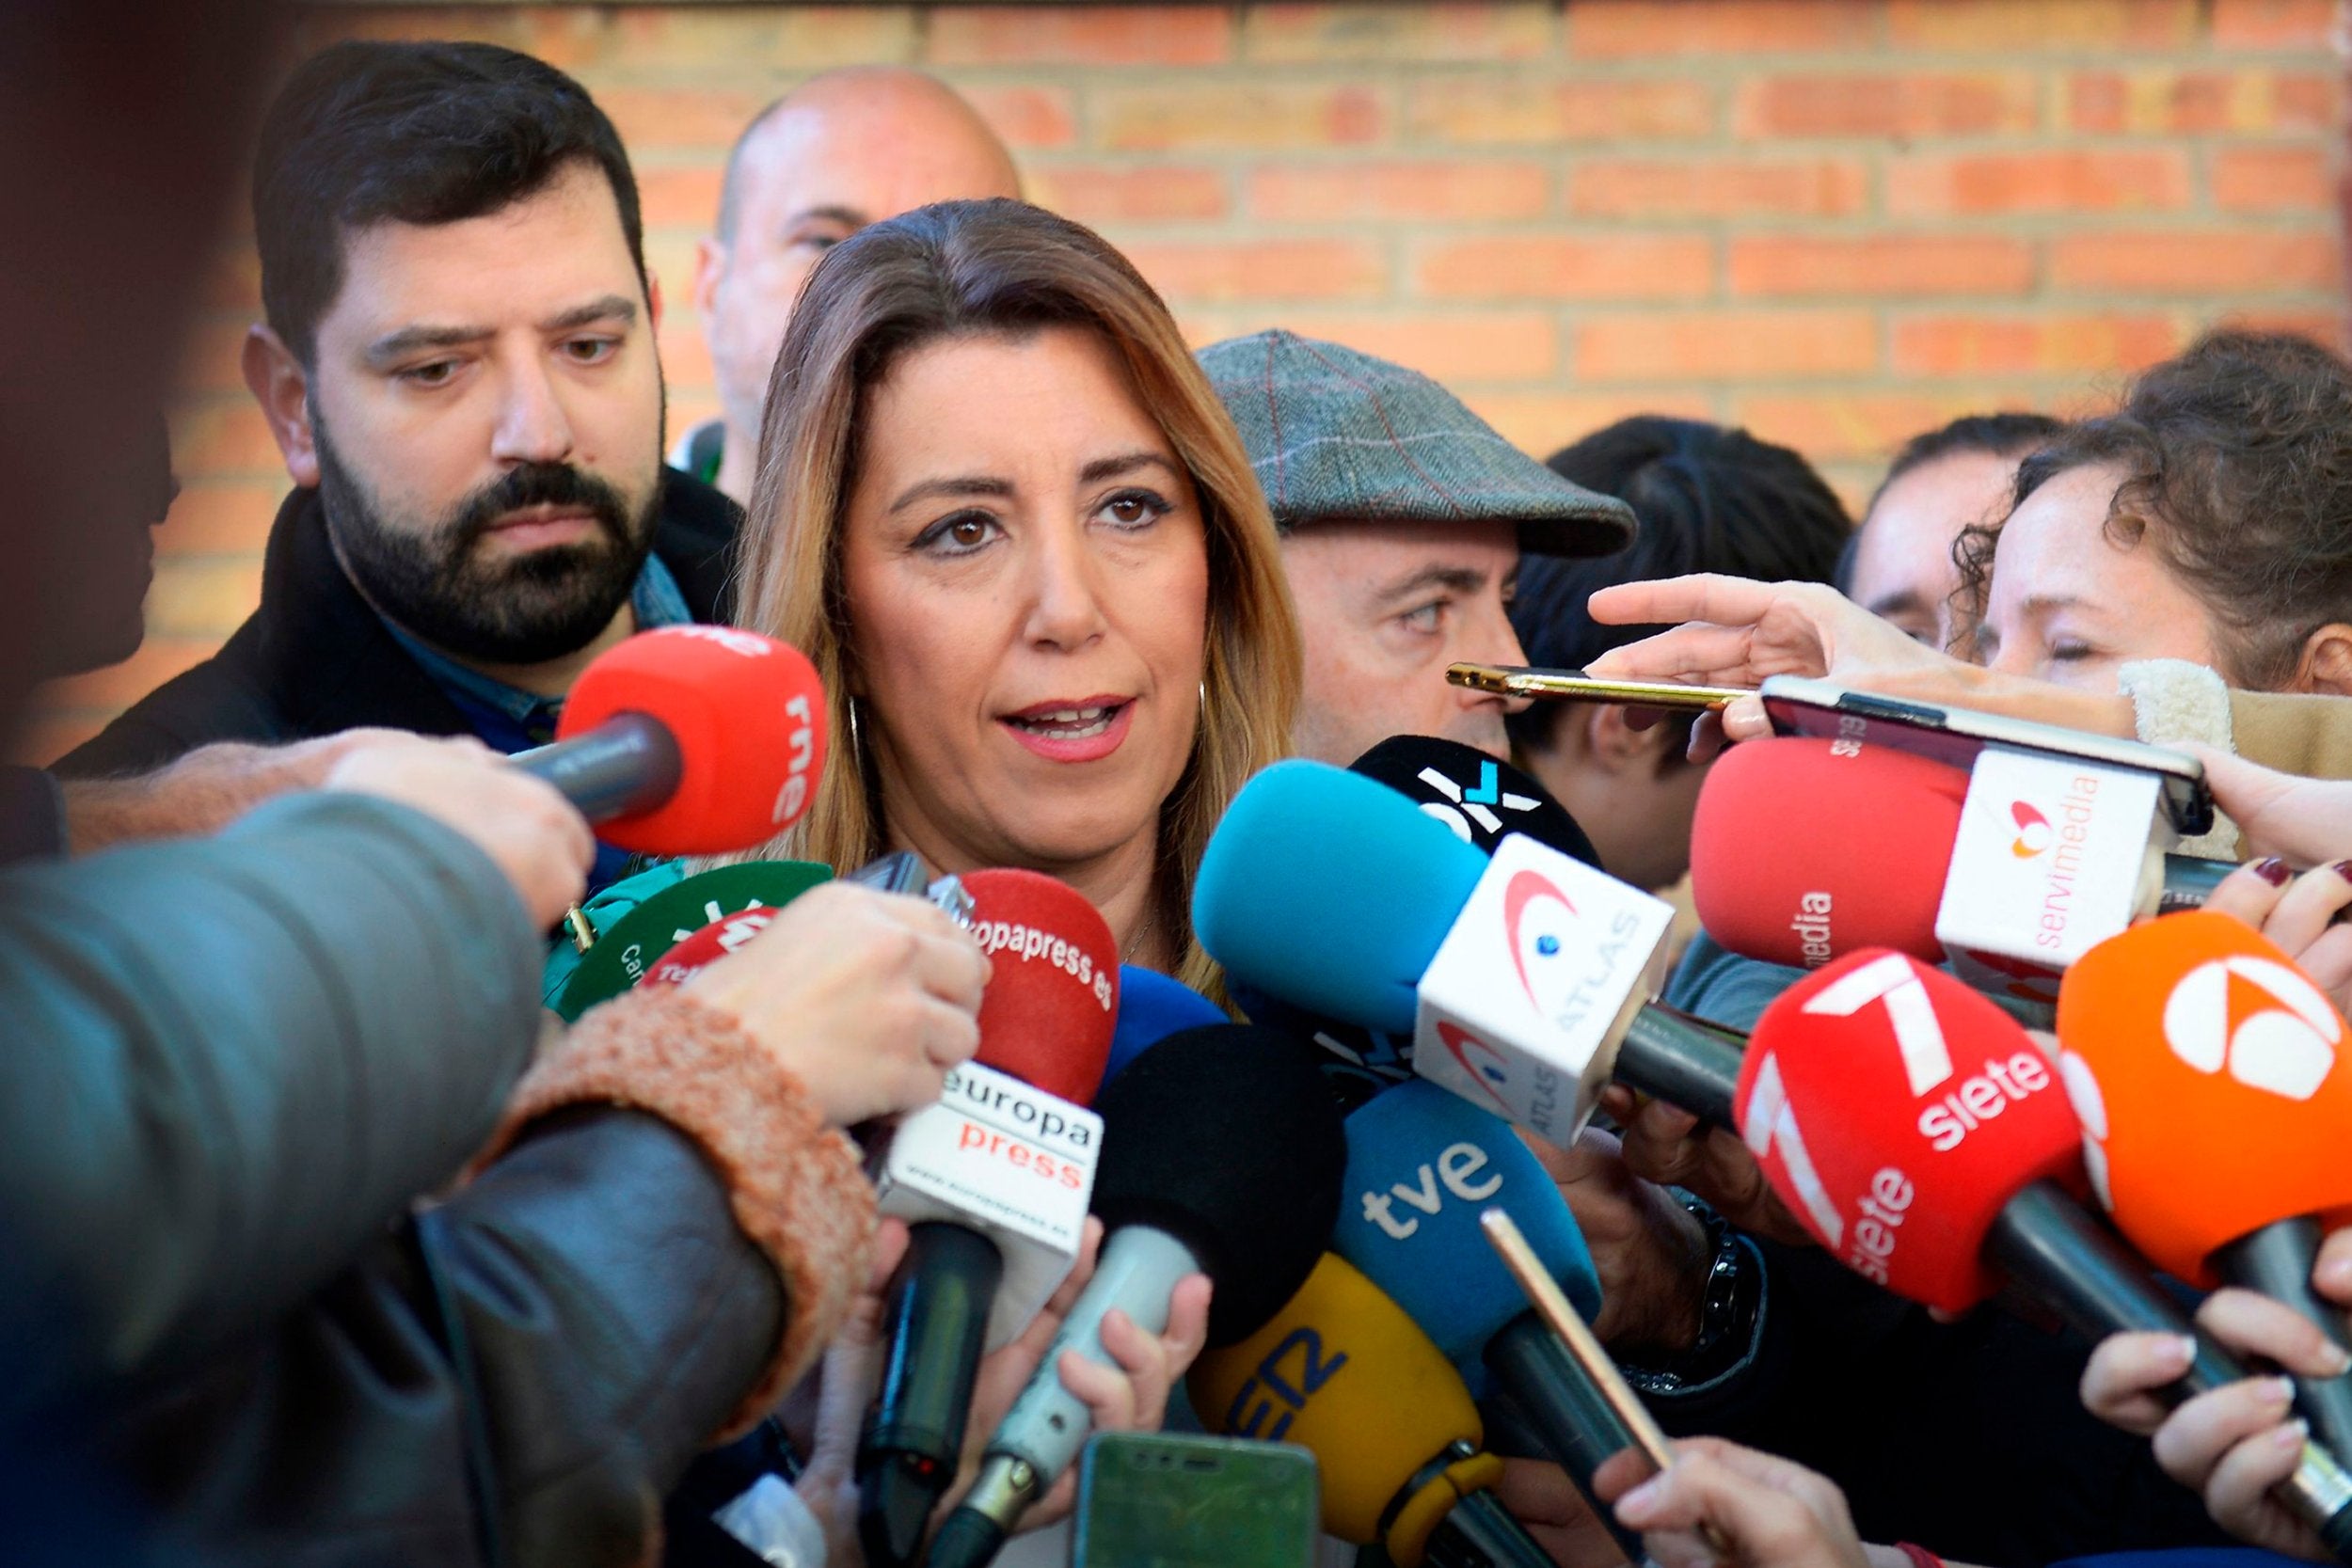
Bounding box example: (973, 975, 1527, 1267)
(2057, 911, 2352, 1286)
(1090, 1023, 1347, 1345)
(1691, 738, 1967, 969)
(963, 868, 1120, 1104)
(558, 626, 828, 855)
(1195, 760, 1485, 1036)
(1106, 966, 1227, 1088)
(1349, 736, 1600, 867)
(1189, 1253, 1480, 1546)
(554, 860, 834, 1021)
(1331, 1081, 1600, 1364)
(644, 907, 773, 987)
(1739, 948, 2082, 1314)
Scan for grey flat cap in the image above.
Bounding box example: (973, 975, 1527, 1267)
(1198, 328, 1635, 558)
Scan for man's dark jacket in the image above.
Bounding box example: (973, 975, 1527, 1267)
(56, 471, 739, 778)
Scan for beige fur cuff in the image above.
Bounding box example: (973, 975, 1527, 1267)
(2117, 658, 2242, 858)
(471, 988, 875, 1437)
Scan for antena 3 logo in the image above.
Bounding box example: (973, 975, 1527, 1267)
(2163, 955, 2344, 1101)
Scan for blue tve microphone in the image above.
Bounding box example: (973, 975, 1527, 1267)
(927, 1024, 1346, 1568)
(1332, 1080, 1645, 1560)
(1104, 966, 1226, 1087)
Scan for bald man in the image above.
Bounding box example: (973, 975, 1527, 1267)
(682, 68, 1022, 504)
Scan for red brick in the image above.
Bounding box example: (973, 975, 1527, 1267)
(599, 87, 770, 153)
(1029, 165, 1230, 224)
(1247, 160, 1549, 222)
(930, 7, 1232, 66)
(2211, 0, 2335, 48)
(2050, 229, 2341, 294)
(1891, 313, 2183, 377)
(962, 86, 1080, 150)
(1731, 236, 2037, 299)
(1570, 0, 1877, 57)
(1735, 72, 2041, 139)
(157, 482, 284, 557)
(1735, 391, 2039, 462)
(2065, 69, 2335, 135)
(39, 637, 221, 712)
(1409, 78, 1715, 145)
(1887, 150, 2193, 218)
(1413, 235, 1715, 301)
(2213, 148, 2336, 213)
(1097, 84, 1386, 152)
(1122, 239, 1389, 302)
(1577, 310, 1880, 383)
(2204, 306, 2350, 348)
(1886, 0, 2197, 51)
(1462, 390, 1720, 455)
(169, 401, 285, 479)
(637, 166, 724, 230)
(1226, 310, 1564, 382)
(1570, 156, 1867, 220)
(595, 9, 916, 70)
(1245, 3, 1551, 63)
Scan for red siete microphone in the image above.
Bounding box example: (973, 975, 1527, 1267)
(1692, 737, 2233, 977)
(858, 867, 1120, 1568)
(1739, 946, 2352, 1555)
(520, 624, 826, 855)
(2058, 911, 2352, 1482)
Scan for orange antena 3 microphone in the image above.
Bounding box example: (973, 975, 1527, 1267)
(519, 624, 827, 854)
(2059, 911, 2352, 1510)
(1739, 945, 2352, 1557)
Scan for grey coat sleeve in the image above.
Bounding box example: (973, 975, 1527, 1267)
(0, 790, 542, 1403)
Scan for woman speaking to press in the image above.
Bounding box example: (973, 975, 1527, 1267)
(727, 198, 1300, 996)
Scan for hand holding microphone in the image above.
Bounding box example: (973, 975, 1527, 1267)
(2201, 857, 2352, 1015)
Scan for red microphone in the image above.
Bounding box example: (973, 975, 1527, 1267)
(1739, 945, 2352, 1553)
(526, 625, 827, 855)
(2058, 911, 2352, 1479)
(642, 907, 778, 988)
(859, 867, 1120, 1567)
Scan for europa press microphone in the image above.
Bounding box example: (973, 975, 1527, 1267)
(1191, 1254, 1555, 1568)
(2057, 911, 2352, 1483)
(515, 624, 827, 853)
(1736, 946, 2352, 1555)
(849, 868, 1120, 1568)
(928, 1024, 1346, 1568)
(1329, 1080, 1648, 1560)
(1689, 736, 2233, 992)
(1195, 761, 1744, 1142)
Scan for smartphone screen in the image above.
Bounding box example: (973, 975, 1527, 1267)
(1072, 1433, 1318, 1568)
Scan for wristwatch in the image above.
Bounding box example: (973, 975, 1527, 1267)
(1619, 1193, 1766, 1398)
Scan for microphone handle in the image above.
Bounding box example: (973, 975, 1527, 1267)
(1613, 1004, 1744, 1128)
(2215, 1218, 2352, 1485)
(511, 711, 681, 822)
(856, 1223, 1003, 1568)
(2157, 852, 2236, 914)
(1481, 1313, 1648, 1559)
(930, 1226, 1200, 1568)
(1988, 1180, 2352, 1560)
(1423, 1487, 1567, 1568)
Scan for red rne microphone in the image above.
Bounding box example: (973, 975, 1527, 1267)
(525, 625, 826, 855)
(1740, 945, 2352, 1554)
(2058, 911, 2352, 1487)
(857, 868, 1120, 1568)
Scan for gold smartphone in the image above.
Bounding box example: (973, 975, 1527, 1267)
(1447, 662, 1750, 712)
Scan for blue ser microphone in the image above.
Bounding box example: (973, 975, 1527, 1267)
(1103, 965, 1226, 1088)
(1332, 1079, 1647, 1560)
(926, 1024, 1347, 1568)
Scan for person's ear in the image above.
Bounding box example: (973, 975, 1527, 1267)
(1588, 704, 1670, 775)
(2294, 624, 2352, 697)
(690, 236, 725, 324)
(241, 325, 317, 487)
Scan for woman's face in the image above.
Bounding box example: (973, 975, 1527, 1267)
(840, 325, 1210, 878)
(1975, 461, 2224, 690)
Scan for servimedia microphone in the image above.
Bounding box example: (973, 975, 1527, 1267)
(926, 1024, 1346, 1568)
(1738, 946, 2352, 1558)
(857, 869, 1120, 1568)
(521, 625, 827, 854)
(1196, 760, 1742, 1142)
(1191, 1254, 1554, 1568)
(2058, 911, 2352, 1494)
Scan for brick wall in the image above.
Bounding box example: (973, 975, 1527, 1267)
(24, 0, 2346, 763)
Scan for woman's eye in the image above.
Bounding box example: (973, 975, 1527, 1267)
(1095, 488, 1171, 530)
(914, 512, 1002, 556)
(2048, 641, 2095, 663)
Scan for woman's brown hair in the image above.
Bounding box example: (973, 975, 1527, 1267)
(727, 198, 1301, 997)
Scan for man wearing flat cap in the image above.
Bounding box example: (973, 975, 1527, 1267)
(1198, 329, 1635, 767)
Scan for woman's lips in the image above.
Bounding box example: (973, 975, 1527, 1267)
(999, 698, 1136, 764)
